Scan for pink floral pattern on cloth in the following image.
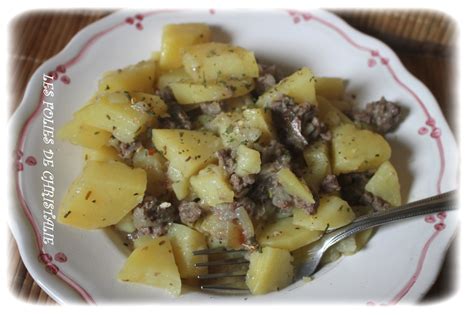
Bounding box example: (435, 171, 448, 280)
(13, 9, 453, 304)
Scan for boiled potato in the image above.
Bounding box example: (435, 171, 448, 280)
(115, 212, 135, 233)
(83, 146, 121, 162)
(365, 161, 401, 206)
(256, 217, 323, 251)
(152, 129, 223, 181)
(58, 119, 111, 149)
(99, 60, 156, 93)
(293, 195, 355, 231)
(58, 160, 146, 229)
(168, 224, 208, 279)
(189, 164, 234, 207)
(334, 236, 358, 256)
(182, 42, 259, 82)
(257, 67, 317, 107)
(242, 107, 274, 143)
(160, 23, 211, 71)
(117, 236, 181, 296)
(246, 247, 293, 295)
(196, 213, 243, 249)
(132, 147, 167, 196)
(317, 96, 353, 130)
(235, 145, 261, 177)
(158, 67, 190, 91)
(208, 112, 262, 148)
(75, 92, 167, 143)
(302, 140, 331, 192)
(331, 124, 391, 174)
(276, 168, 315, 204)
(315, 77, 345, 100)
(169, 79, 254, 104)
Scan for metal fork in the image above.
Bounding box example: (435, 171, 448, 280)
(193, 190, 458, 293)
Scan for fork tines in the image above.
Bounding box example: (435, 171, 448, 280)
(193, 247, 250, 293)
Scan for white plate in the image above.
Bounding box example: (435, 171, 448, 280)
(9, 9, 458, 304)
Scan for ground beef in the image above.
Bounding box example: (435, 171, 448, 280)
(157, 87, 192, 130)
(338, 172, 373, 205)
(229, 173, 256, 197)
(108, 137, 142, 161)
(216, 148, 256, 197)
(251, 140, 291, 165)
(320, 174, 341, 193)
(361, 191, 391, 212)
(200, 101, 222, 115)
(350, 97, 402, 134)
(178, 201, 204, 225)
(270, 95, 330, 151)
(128, 196, 178, 239)
(255, 73, 276, 95)
(216, 148, 236, 174)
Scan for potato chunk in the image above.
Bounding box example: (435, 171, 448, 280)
(276, 168, 315, 204)
(158, 67, 190, 91)
(235, 145, 261, 177)
(365, 161, 401, 206)
(293, 195, 355, 231)
(117, 237, 181, 296)
(257, 67, 317, 107)
(75, 92, 167, 143)
(115, 212, 135, 233)
(132, 147, 168, 196)
(302, 140, 331, 192)
(331, 124, 391, 174)
(168, 224, 208, 279)
(169, 79, 254, 104)
(152, 129, 223, 199)
(196, 213, 243, 249)
(317, 96, 353, 130)
(189, 164, 234, 206)
(315, 77, 345, 100)
(83, 146, 121, 162)
(152, 129, 223, 180)
(58, 161, 146, 229)
(208, 112, 262, 149)
(182, 42, 259, 81)
(58, 119, 111, 149)
(246, 247, 294, 295)
(99, 60, 156, 93)
(242, 107, 275, 143)
(256, 217, 323, 251)
(160, 23, 211, 71)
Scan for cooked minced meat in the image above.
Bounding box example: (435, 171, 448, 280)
(216, 148, 256, 197)
(200, 101, 222, 115)
(216, 148, 236, 174)
(270, 95, 330, 151)
(251, 162, 317, 215)
(251, 140, 291, 165)
(338, 172, 373, 205)
(320, 174, 341, 193)
(178, 201, 204, 225)
(128, 196, 178, 239)
(229, 173, 256, 198)
(255, 73, 276, 96)
(361, 191, 391, 212)
(157, 87, 192, 130)
(108, 137, 142, 161)
(350, 97, 402, 134)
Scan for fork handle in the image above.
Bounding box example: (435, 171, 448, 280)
(322, 190, 458, 250)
